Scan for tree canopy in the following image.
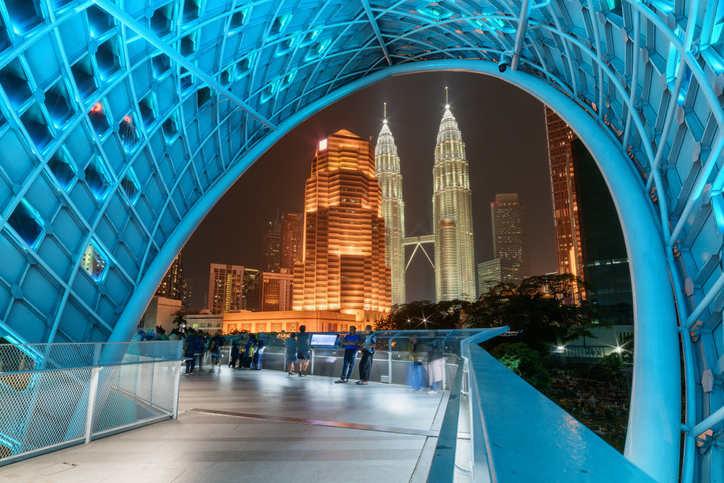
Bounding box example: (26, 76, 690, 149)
(376, 274, 606, 353)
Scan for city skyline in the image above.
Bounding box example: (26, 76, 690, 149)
(182, 72, 557, 307)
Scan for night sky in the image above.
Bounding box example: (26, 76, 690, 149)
(182, 72, 558, 307)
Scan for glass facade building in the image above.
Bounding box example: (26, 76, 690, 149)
(490, 193, 531, 284)
(207, 263, 244, 313)
(544, 107, 633, 322)
(280, 212, 303, 271)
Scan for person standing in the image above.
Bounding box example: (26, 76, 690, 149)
(183, 330, 197, 374)
(285, 333, 298, 376)
(296, 326, 311, 377)
(335, 326, 360, 383)
(408, 334, 425, 391)
(427, 331, 444, 394)
(209, 335, 222, 367)
(356, 325, 376, 385)
(194, 333, 206, 372)
(242, 334, 256, 369)
(230, 341, 240, 368)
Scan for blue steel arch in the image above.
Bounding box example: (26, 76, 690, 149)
(0, 0, 721, 480)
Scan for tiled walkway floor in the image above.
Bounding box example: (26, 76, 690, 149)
(0, 367, 448, 483)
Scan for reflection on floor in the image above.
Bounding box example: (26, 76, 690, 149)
(0, 367, 450, 483)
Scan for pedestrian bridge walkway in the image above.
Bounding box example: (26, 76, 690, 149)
(0, 333, 660, 482)
(0, 368, 452, 483)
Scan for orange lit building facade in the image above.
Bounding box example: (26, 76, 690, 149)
(293, 130, 391, 317)
(544, 106, 583, 280)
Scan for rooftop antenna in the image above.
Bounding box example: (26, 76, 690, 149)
(445, 86, 449, 109)
(383, 102, 387, 124)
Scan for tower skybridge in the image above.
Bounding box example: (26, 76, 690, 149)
(403, 235, 435, 271)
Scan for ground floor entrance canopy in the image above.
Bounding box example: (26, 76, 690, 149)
(0, 0, 721, 480)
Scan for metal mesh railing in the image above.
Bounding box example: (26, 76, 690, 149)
(0, 341, 183, 374)
(0, 341, 183, 465)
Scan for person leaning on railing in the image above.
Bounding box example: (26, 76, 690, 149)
(427, 331, 443, 394)
(356, 325, 376, 385)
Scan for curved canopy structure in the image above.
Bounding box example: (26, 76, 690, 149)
(0, 0, 721, 480)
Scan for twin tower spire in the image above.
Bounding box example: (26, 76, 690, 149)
(375, 91, 476, 305)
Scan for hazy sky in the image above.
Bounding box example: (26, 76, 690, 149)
(182, 72, 558, 307)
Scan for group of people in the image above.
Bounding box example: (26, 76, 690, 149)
(408, 332, 444, 394)
(131, 327, 171, 341)
(229, 333, 266, 370)
(179, 325, 444, 394)
(182, 330, 224, 374)
(335, 325, 376, 385)
(284, 326, 312, 377)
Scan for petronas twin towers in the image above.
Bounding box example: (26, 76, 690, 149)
(375, 99, 475, 305)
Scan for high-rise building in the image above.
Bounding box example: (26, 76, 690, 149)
(433, 102, 475, 302)
(477, 259, 523, 296)
(544, 107, 633, 322)
(208, 263, 244, 313)
(545, 106, 583, 281)
(293, 129, 391, 316)
(261, 268, 295, 311)
(242, 268, 260, 312)
(182, 277, 193, 308)
(262, 220, 281, 273)
(490, 193, 531, 285)
(155, 251, 184, 301)
(375, 111, 406, 306)
(280, 212, 304, 271)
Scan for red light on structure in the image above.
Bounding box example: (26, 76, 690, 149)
(123, 116, 132, 123)
(90, 103, 103, 113)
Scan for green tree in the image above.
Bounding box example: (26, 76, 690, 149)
(467, 274, 605, 353)
(489, 342, 551, 394)
(595, 353, 623, 382)
(375, 299, 470, 331)
(173, 311, 186, 328)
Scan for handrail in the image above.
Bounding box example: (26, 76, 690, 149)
(426, 362, 465, 481)
(0, 357, 186, 376)
(464, 343, 656, 481)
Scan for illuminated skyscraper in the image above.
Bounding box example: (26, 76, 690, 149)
(544, 107, 632, 321)
(280, 212, 304, 271)
(208, 263, 244, 313)
(261, 268, 294, 311)
(490, 193, 531, 283)
(293, 130, 391, 317)
(433, 100, 475, 302)
(545, 106, 583, 280)
(155, 251, 184, 301)
(477, 258, 521, 296)
(262, 220, 281, 272)
(375, 107, 406, 306)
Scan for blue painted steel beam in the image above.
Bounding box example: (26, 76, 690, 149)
(92, 0, 279, 131)
(360, 0, 392, 66)
(510, 0, 532, 71)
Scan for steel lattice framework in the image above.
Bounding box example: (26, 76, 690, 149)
(0, 0, 720, 480)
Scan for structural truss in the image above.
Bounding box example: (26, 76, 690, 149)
(0, 0, 721, 480)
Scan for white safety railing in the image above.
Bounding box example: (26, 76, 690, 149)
(0, 341, 184, 466)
